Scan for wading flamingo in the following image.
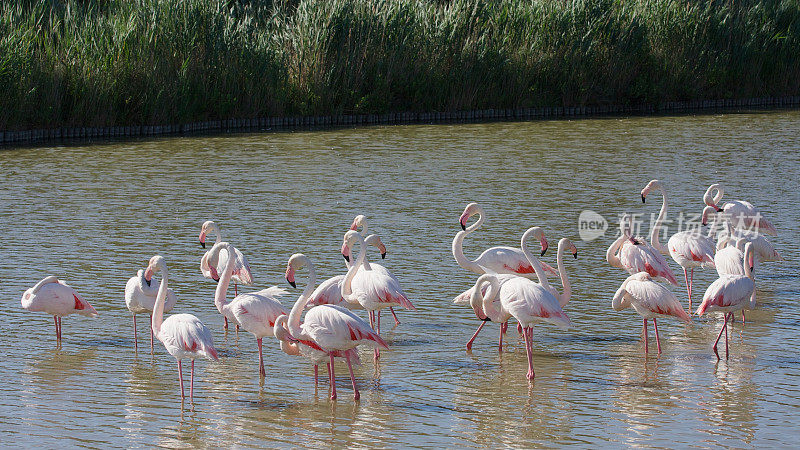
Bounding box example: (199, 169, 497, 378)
(21, 277, 98, 342)
(606, 214, 679, 285)
(641, 180, 715, 311)
(349, 215, 402, 326)
(274, 315, 360, 388)
(199, 220, 253, 329)
(696, 242, 756, 359)
(213, 242, 288, 377)
(612, 272, 692, 354)
(125, 268, 177, 354)
(145, 255, 218, 400)
(341, 230, 416, 360)
(285, 253, 387, 400)
(704, 184, 777, 235)
(453, 203, 559, 278)
(714, 218, 783, 264)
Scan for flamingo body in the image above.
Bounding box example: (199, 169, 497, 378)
(228, 287, 289, 338)
(22, 277, 98, 318)
(125, 270, 177, 314)
(201, 242, 253, 285)
(697, 275, 756, 316)
(157, 313, 219, 361)
(499, 277, 571, 329)
(667, 232, 715, 270)
(617, 240, 679, 285)
(613, 273, 691, 322)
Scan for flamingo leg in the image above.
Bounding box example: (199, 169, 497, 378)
(653, 319, 662, 354)
(690, 269, 694, 312)
(345, 352, 360, 400)
(57, 317, 62, 341)
(742, 310, 746, 325)
(234, 283, 238, 297)
(258, 337, 265, 378)
(724, 312, 730, 359)
(149, 314, 154, 356)
(224, 316, 229, 330)
(466, 321, 487, 351)
(517, 322, 523, 335)
(523, 327, 535, 380)
(133, 315, 138, 351)
(178, 360, 185, 399)
(329, 354, 337, 400)
(712, 313, 728, 359)
(54, 316, 59, 341)
(190, 360, 195, 401)
(498, 321, 508, 353)
(375, 311, 381, 360)
(643, 318, 648, 354)
(683, 268, 692, 312)
(389, 307, 400, 326)
(314, 365, 319, 387)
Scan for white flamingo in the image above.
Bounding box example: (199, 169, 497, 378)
(606, 213, 679, 285)
(213, 242, 288, 377)
(341, 230, 416, 360)
(714, 217, 783, 264)
(21, 277, 98, 342)
(125, 268, 177, 354)
(284, 253, 387, 400)
(704, 183, 777, 235)
(696, 242, 757, 359)
(612, 272, 692, 354)
(145, 255, 218, 400)
(641, 180, 715, 311)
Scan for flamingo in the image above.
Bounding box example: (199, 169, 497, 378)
(348, 215, 402, 326)
(125, 268, 177, 354)
(715, 236, 750, 277)
(704, 183, 777, 235)
(274, 315, 360, 388)
(696, 242, 756, 359)
(21, 276, 99, 342)
(606, 213, 679, 285)
(341, 230, 417, 360)
(284, 253, 388, 400)
(641, 180, 715, 311)
(212, 242, 288, 377)
(473, 241, 576, 380)
(612, 272, 692, 354)
(145, 255, 218, 400)
(199, 220, 253, 330)
(453, 202, 559, 278)
(713, 217, 783, 264)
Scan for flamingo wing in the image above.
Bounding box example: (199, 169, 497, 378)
(668, 232, 715, 267)
(308, 275, 346, 307)
(624, 277, 691, 323)
(475, 246, 558, 278)
(231, 246, 254, 285)
(22, 279, 98, 317)
(620, 242, 679, 285)
(231, 289, 288, 337)
(697, 275, 755, 316)
(160, 313, 218, 360)
(714, 246, 745, 276)
(303, 305, 388, 350)
(499, 278, 570, 330)
(725, 201, 777, 235)
(352, 268, 416, 310)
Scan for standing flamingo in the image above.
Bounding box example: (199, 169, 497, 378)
(696, 242, 756, 359)
(284, 253, 387, 400)
(641, 180, 715, 311)
(453, 202, 559, 278)
(125, 268, 177, 354)
(145, 255, 218, 400)
(199, 220, 253, 330)
(341, 230, 416, 360)
(713, 218, 783, 264)
(21, 276, 99, 342)
(213, 242, 288, 377)
(606, 213, 679, 285)
(612, 272, 692, 354)
(703, 184, 777, 235)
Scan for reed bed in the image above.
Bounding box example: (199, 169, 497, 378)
(1, 0, 798, 130)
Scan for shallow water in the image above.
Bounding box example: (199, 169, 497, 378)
(1, 111, 798, 447)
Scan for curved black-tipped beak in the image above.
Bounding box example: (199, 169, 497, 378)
(750, 266, 754, 272)
(381, 252, 387, 259)
(200, 241, 206, 249)
(145, 278, 151, 287)
(342, 254, 350, 262)
(573, 251, 578, 259)
(540, 249, 547, 257)
(287, 279, 296, 288)
(641, 194, 646, 203)
(460, 222, 466, 231)
(481, 317, 492, 322)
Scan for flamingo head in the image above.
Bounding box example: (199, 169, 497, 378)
(199, 220, 217, 248)
(703, 183, 724, 211)
(365, 233, 387, 259)
(701, 205, 718, 226)
(145, 255, 166, 280)
(286, 253, 308, 288)
(341, 230, 362, 262)
(561, 238, 578, 259)
(459, 202, 481, 231)
(640, 179, 661, 203)
(350, 214, 367, 232)
(525, 226, 549, 256)
(273, 315, 297, 342)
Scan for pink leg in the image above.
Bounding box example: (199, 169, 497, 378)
(133, 315, 138, 351)
(683, 268, 692, 312)
(690, 269, 694, 312)
(234, 283, 238, 296)
(742, 310, 746, 325)
(498, 321, 506, 353)
(57, 317, 62, 340)
(178, 360, 185, 399)
(314, 365, 319, 387)
(258, 338, 265, 377)
(375, 311, 381, 360)
(712, 313, 728, 358)
(224, 316, 229, 330)
(389, 307, 400, 326)
(329, 354, 337, 400)
(54, 316, 59, 341)
(190, 360, 195, 400)
(149, 314, 154, 356)
(724, 312, 730, 359)
(643, 318, 648, 354)
(517, 322, 523, 335)
(652, 318, 662, 354)
(345, 352, 360, 400)
(466, 321, 486, 351)
(523, 327, 535, 380)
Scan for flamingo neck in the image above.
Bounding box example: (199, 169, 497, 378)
(31, 276, 59, 295)
(606, 233, 626, 268)
(650, 186, 669, 254)
(475, 275, 502, 322)
(287, 256, 317, 340)
(707, 209, 722, 239)
(342, 234, 367, 300)
(611, 279, 631, 311)
(452, 209, 486, 274)
(520, 230, 552, 290)
(151, 264, 168, 336)
(214, 244, 235, 314)
(556, 239, 571, 308)
(211, 222, 222, 244)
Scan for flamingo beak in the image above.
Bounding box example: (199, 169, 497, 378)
(459, 211, 470, 231)
(341, 242, 351, 262)
(285, 266, 296, 288)
(641, 194, 646, 203)
(145, 278, 151, 287)
(572, 246, 578, 259)
(199, 231, 206, 248)
(379, 243, 387, 259)
(540, 238, 549, 257)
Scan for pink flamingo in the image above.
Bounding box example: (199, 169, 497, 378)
(284, 253, 387, 400)
(212, 242, 289, 377)
(453, 202, 559, 278)
(697, 242, 756, 359)
(125, 268, 177, 354)
(612, 272, 692, 354)
(704, 184, 777, 236)
(21, 276, 99, 342)
(341, 230, 416, 360)
(641, 180, 715, 311)
(606, 213, 679, 285)
(714, 216, 783, 264)
(145, 255, 218, 400)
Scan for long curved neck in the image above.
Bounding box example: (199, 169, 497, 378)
(555, 241, 571, 308)
(606, 233, 625, 268)
(214, 245, 235, 313)
(151, 265, 168, 336)
(707, 209, 722, 238)
(342, 236, 367, 299)
(287, 258, 317, 339)
(452, 210, 486, 274)
(31, 276, 59, 294)
(476, 275, 502, 322)
(212, 223, 222, 244)
(520, 232, 552, 289)
(650, 187, 669, 254)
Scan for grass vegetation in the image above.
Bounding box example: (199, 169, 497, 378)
(1, 0, 799, 130)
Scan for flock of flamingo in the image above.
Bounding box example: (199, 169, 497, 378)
(19, 181, 783, 401)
